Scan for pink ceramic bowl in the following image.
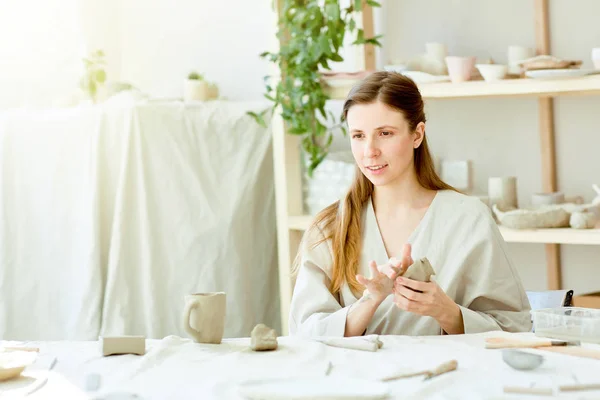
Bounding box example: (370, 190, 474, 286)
(445, 56, 476, 83)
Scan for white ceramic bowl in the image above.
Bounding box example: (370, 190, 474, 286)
(475, 64, 508, 82)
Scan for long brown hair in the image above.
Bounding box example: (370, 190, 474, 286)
(297, 71, 456, 297)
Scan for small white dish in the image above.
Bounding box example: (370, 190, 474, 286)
(0, 365, 27, 382)
(525, 68, 599, 79)
(0, 350, 37, 382)
(475, 64, 508, 82)
(237, 377, 389, 400)
(383, 64, 409, 73)
(322, 79, 360, 88)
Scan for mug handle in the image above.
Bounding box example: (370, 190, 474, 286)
(183, 301, 200, 341)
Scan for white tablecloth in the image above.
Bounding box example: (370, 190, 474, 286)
(1, 332, 600, 399)
(0, 98, 280, 340)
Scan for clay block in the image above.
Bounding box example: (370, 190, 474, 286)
(101, 336, 145, 356)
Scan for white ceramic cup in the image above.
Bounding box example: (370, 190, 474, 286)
(183, 292, 226, 344)
(508, 46, 535, 74)
(488, 177, 518, 210)
(445, 56, 476, 83)
(592, 48, 600, 70)
(426, 42, 447, 61)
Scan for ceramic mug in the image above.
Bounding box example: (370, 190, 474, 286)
(183, 292, 226, 344)
(507, 46, 534, 75)
(425, 42, 447, 61)
(592, 48, 600, 70)
(488, 177, 518, 210)
(445, 56, 476, 83)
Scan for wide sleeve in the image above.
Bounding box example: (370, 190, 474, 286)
(288, 225, 352, 337)
(452, 201, 533, 334)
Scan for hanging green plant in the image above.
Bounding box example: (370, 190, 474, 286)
(249, 0, 382, 176)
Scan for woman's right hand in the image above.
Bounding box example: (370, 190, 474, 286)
(356, 261, 395, 303)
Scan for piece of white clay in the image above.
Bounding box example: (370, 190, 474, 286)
(570, 211, 598, 229)
(250, 324, 278, 351)
(378, 257, 401, 278)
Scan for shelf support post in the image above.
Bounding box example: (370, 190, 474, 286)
(535, 0, 562, 290)
(361, 1, 376, 70)
(271, 0, 306, 335)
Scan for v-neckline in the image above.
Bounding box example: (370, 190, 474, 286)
(367, 190, 441, 260)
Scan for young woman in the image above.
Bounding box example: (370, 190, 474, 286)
(289, 71, 532, 337)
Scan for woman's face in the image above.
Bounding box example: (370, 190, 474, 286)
(347, 100, 424, 187)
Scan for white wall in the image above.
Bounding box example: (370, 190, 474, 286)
(113, 0, 276, 100)
(0, 0, 87, 109)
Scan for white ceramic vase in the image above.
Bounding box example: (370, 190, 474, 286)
(488, 177, 518, 210)
(184, 79, 209, 102)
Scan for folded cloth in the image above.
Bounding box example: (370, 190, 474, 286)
(313, 335, 383, 352)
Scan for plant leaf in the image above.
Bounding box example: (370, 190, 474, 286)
(330, 53, 343, 62)
(95, 69, 106, 83)
(348, 19, 356, 32)
(324, 3, 339, 20)
(247, 111, 267, 127)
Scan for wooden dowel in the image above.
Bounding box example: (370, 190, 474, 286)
(504, 386, 553, 396)
(560, 383, 600, 392)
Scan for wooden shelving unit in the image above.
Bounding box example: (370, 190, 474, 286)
(272, 0, 599, 334)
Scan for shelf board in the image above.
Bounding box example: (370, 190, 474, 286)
(324, 75, 600, 100)
(498, 226, 600, 245)
(288, 215, 600, 245)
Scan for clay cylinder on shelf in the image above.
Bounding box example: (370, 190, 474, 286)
(488, 177, 518, 210)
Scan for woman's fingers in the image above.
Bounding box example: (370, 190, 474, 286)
(393, 294, 422, 313)
(396, 277, 429, 292)
(356, 274, 369, 286)
(395, 283, 423, 301)
(401, 243, 413, 270)
(369, 260, 379, 278)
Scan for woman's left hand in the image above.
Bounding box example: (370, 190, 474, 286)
(393, 276, 464, 334)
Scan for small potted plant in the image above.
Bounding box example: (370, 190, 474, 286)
(80, 49, 108, 103)
(184, 71, 209, 101)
